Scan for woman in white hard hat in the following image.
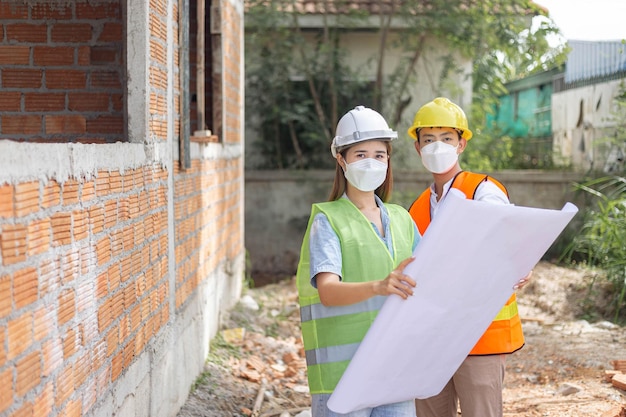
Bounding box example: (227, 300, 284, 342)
(296, 105, 421, 416)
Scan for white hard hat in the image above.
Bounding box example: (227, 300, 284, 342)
(331, 106, 397, 157)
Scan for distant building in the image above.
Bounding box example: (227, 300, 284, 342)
(552, 40, 626, 173)
(488, 67, 562, 168)
(490, 40, 626, 173)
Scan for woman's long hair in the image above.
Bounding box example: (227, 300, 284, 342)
(328, 141, 394, 202)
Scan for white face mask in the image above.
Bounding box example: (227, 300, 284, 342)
(343, 158, 388, 192)
(420, 142, 459, 174)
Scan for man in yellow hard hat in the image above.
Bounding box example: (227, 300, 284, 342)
(406, 97, 531, 417)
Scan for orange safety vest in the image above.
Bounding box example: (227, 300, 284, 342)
(408, 171, 525, 355)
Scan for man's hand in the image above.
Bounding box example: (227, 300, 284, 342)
(513, 270, 533, 290)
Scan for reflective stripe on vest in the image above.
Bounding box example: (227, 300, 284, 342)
(300, 308, 382, 352)
(300, 295, 386, 322)
(408, 171, 524, 355)
(493, 294, 518, 321)
(296, 199, 415, 393)
(305, 342, 360, 366)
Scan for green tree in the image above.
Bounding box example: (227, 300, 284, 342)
(245, 0, 566, 169)
(464, 19, 569, 171)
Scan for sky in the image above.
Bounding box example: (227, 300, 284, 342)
(534, 0, 626, 42)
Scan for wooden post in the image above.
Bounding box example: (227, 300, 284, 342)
(179, 0, 191, 169)
(196, 0, 205, 132)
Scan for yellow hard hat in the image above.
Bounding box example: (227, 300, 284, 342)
(407, 97, 472, 141)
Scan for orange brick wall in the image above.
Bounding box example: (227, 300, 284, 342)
(173, 158, 244, 308)
(0, 167, 170, 416)
(172, 0, 245, 309)
(0, 0, 245, 415)
(0, 1, 125, 143)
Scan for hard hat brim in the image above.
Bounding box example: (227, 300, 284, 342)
(331, 131, 397, 157)
(408, 126, 472, 141)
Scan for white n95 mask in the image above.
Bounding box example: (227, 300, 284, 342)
(344, 158, 388, 192)
(420, 142, 459, 174)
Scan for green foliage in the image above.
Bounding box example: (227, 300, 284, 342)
(462, 129, 556, 171)
(245, 0, 566, 169)
(208, 332, 242, 365)
(560, 175, 626, 323)
(461, 129, 515, 171)
(244, 250, 255, 290)
(462, 2, 567, 171)
(246, 0, 375, 169)
(190, 369, 212, 394)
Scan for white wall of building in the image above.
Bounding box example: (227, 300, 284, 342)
(552, 79, 625, 172)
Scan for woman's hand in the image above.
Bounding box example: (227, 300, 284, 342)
(316, 257, 417, 306)
(513, 269, 533, 290)
(374, 257, 416, 299)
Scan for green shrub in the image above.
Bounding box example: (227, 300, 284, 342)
(561, 175, 626, 323)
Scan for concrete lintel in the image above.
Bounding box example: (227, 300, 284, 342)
(192, 141, 243, 160)
(0, 141, 170, 185)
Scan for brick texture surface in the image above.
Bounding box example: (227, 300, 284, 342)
(0, 0, 245, 416)
(0, 166, 176, 415)
(0, 2, 124, 143)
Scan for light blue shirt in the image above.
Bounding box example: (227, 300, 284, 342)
(309, 194, 420, 287)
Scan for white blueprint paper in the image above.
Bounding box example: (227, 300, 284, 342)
(327, 190, 578, 413)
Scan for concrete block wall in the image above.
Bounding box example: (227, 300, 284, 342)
(245, 169, 586, 283)
(0, 0, 246, 416)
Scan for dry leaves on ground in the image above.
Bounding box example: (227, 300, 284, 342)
(177, 261, 626, 417)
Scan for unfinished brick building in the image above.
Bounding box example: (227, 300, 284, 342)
(0, 0, 245, 416)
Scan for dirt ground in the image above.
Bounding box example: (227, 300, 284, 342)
(176, 261, 626, 417)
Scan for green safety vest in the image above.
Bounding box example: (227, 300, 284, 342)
(296, 198, 415, 394)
